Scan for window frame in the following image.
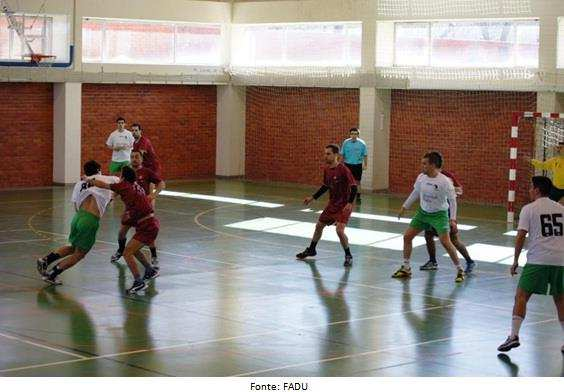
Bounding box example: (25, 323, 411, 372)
(81, 17, 225, 66)
(391, 18, 540, 69)
(231, 21, 363, 68)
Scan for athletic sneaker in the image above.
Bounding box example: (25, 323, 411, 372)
(498, 336, 520, 352)
(110, 251, 122, 263)
(143, 268, 160, 281)
(126, 279, 147, 295)
(392, 265, 412, 279)
(455, 269, 465, 283)
(151, 256, 159, 270)
(465, 260, 476, 274)
(36, 258, 48, 277)
(344, 255, 353, 268)
(296, 247, 317, 260)
(42, 274, 62, 286)
(420, 260, 438, 271)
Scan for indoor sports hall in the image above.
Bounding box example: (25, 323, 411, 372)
(0, 0, 563, 378)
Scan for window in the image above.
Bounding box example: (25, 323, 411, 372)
(0, 13, 69, 62)
(231, 22, 362, 67)
(393, 19, 539, 68)
(82, 18, 223, 66)
(557, 18, 564, 68)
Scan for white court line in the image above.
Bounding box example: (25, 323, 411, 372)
(0, 303, 451, 374)
(504, 230, 518, 236)
(225, 217, 427, 250)
(0, 229, 32, 233)
(0, 238, 49, 246)
(160, 190, 283, 208)
(0, 331, 87, 360)
(303, 210, 477, 230)
(442, 243, 527, 266)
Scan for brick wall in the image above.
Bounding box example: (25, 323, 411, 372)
(245, 87, 360, 185)
(389, 90, 537, 205)
(0, 83, 53, 189)
(81, 84, 216, 179)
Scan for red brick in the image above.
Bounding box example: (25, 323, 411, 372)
(245, 87, 359, 185)
(81, 84, 217, 179)
(390, 90, 537, 206)
(0, 83, 53, 189)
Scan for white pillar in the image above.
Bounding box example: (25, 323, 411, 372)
(359, 88, 391, 191)
(53, 82, 82, 184)
(216, 85, 246, 177)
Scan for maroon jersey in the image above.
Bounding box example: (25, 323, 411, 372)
(110, 181, 154, 223)
(133, 135, 161, 174)
(323, 163, 356, 213)
(135, 166, 163, 195)
(441, 169, 461, 187)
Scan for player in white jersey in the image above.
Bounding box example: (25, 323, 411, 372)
(106, 116, 134, 175)
(497, 176, 564, 353)
(393, 151, 465, 283)
(36, 160, 119, 285)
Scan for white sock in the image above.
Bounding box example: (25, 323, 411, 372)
(511, 315, 524, 338)
(403, 259, 411, 269)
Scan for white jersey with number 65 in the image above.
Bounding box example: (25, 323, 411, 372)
(518, 197, 564, 266)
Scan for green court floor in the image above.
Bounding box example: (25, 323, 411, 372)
(0, 180, 562, 376)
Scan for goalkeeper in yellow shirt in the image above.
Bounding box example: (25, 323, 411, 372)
(530, 141, 564, 204)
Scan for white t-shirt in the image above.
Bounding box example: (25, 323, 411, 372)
(71, 175, 120, 216)
(518, 197, 564, 266)
(106, 129, 134, 162)
(403, 173, 457, 220)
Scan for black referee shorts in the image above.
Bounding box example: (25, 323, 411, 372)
(345, 163, 363, 183)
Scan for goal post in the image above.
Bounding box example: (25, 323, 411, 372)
(508, 111, 564, 223)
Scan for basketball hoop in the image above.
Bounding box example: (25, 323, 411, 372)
(24, 53, 56, 67)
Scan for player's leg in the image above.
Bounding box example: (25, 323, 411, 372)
(437, 232, 464, 282)
(37, 245, 74, 276)
(392, 226, 421, 278)
(296, 217, 328, 260)
(43, 248, 88, 285)
(335, 222, 353, 267)
(111, 222, 131, 263)
(123, 238, 149, 294)
(498, 287, 532, 351)
(451, 231, 475, 273)
(125, 218, 160, 294)
(420, 230, 438, 270)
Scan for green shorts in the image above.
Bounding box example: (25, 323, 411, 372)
(409, 207, 450, 235)
(518, 264, 564, 296)
(68, 210, 100, 252)
(109, 160, 130, 174)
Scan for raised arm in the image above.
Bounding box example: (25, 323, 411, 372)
(531, 157, 554, 171)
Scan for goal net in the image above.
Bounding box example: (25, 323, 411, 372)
(508, 112, 564, 223)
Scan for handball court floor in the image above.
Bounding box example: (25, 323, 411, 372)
(0, 179, 562, 377)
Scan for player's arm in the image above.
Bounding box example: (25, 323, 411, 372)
(305, 185, 329, 205)
(87, 178, 112, 190)
(512, 230, 527, 275)
(530, 157, 554, 171)
(446, 182, 458, 231)
(149, 180, 166, 200)
(362, 142, 367, 171)
(106, 134, 122, 151)
(399, 178, 421, 218)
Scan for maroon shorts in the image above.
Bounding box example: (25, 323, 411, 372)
(133, 217, 160, 245)
(319, 206, 352, 225)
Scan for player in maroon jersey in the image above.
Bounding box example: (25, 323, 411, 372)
(88, 166, 160, 294)
(296, 144, 358, 267)
(132, 123, 162, 176)
(110, 151, 165, 268)
(420, 169, 475, 273)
